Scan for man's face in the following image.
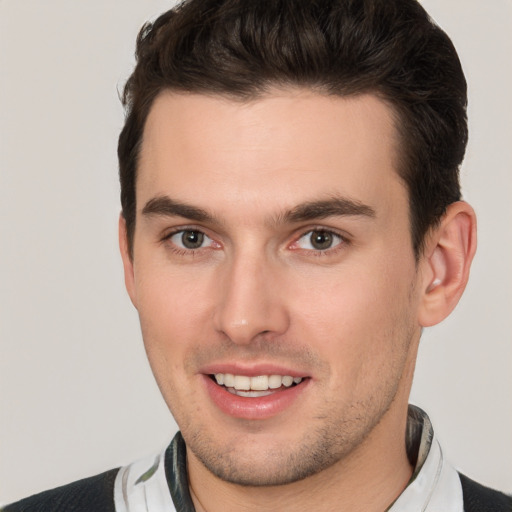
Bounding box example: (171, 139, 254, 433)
(122, 90, 426, 485)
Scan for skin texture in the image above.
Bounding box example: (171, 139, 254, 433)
(120, 89, 476, 511)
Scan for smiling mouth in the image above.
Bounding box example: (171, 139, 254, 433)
(210, 373, 304, 397)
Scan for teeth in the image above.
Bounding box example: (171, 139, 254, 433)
(282, 376, 294, 387)
(234, 375, 250, 390)
(228, 388, 273, 398)
(250, 375, 269, 390)
(268, 375, 282, 389)
(214, 373, 302, 391)
(223, 373, 234, 387)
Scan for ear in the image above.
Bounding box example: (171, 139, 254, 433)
(418, 201, 477, 327)
(118, 214, 138, 308)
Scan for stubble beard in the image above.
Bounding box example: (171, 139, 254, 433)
(182, 380, 405, 487)
(181, 328, 417, 487)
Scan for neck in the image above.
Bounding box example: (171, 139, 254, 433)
(187, 404, 413, 512)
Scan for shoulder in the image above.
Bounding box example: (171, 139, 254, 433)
(2, 468, 119, 512)
(459, 473, 512, 512)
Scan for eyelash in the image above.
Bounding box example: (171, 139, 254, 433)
(161, 227, 218, 256)
(289, 228, 350, 257)
(160, 227, 350, 257)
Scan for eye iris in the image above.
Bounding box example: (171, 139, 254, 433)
(311, 231, 333, 250)
(182, 230, 204, 249)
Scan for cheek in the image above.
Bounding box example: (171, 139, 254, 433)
(291, 264, 408, 329)
(134, 270, 213, 422)
(134, 266, 215, 378)
(287, 257, 417, 375)
(136, 259, 213, 327)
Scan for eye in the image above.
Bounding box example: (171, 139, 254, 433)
(169, 230, 214, 250)
(295, 230, 344, 251)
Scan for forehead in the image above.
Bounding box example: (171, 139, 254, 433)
(137, 89, 405, 220)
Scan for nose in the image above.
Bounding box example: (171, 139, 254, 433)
(213, 251, 290, 345)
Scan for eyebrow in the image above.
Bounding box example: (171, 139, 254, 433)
(141, 195, 376, 225)
(142, 196, 215, 223)
(282, 197, 376, 223)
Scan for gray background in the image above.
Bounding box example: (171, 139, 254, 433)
(1, 0, 511, 504)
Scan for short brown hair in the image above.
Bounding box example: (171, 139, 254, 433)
(119, 0, 467, 257)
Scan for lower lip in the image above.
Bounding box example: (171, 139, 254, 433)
(203, 375, 309, 420)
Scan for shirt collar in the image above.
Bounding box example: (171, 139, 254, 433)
(388, 405, 463, 512)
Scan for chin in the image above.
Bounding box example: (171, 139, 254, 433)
(184, 421, 359, 487)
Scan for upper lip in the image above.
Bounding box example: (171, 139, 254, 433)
(199, 362, 308, 378)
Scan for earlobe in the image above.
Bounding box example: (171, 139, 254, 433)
(118, 214, 138, 308)
(418, 201, 477, 327)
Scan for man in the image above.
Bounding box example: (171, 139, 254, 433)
(3, 0, 510, 510)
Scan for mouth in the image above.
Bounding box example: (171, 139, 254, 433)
(204, 371, 309, 419)
(210, 373, 304, 397)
